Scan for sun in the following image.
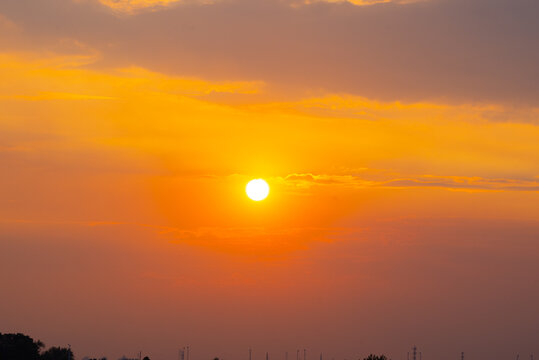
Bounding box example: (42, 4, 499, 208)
(246, 179, 270, 201)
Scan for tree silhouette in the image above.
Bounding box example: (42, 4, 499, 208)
(40, 346, 74, 360)
(0, 333, 44, 360)
(363, 355, 388, 360)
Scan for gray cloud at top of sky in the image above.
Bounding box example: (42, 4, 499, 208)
(0, 0, 538, 105)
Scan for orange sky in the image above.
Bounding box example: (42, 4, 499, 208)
(1, 1, 539, 360)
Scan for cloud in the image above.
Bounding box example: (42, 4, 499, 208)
(0, 52, 263, 102)
(244, 94, 539, 125)
(94, 0, 214, 14)
(3, 0, 539, 104)
(281, 172, 539, 192)
(0, 216, 357, 256)
(382, 175, 539, 192)
(283, 173, 375, 187)
(0, 92, 117, 101)
(166, 225, 362, 255)
(301, 0, 424, 6)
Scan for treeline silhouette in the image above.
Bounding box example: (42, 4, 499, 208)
(0, 333, 74, 360)
(364, 355, 387, 360)
(1, 333, 386, 360)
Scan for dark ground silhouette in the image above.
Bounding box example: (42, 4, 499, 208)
(0, 333, 72, 360)
(1, 332, 388, 360)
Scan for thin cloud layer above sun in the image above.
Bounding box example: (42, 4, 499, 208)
(0, 52, 262, 101)
(94, 0, 214, 13)
(301, 0, 425, 6)
(92, 0, 423, 14)
(95, 0, 428, 12)
(2, 0, 539, 105)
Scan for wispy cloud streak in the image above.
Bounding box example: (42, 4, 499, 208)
(281, 172, 539, 192)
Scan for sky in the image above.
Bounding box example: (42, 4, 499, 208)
(0, 0, 539, 359)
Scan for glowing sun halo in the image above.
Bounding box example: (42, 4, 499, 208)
(246, 179, 270, 201)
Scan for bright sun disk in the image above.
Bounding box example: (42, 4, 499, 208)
(246, 179, 270, 201)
